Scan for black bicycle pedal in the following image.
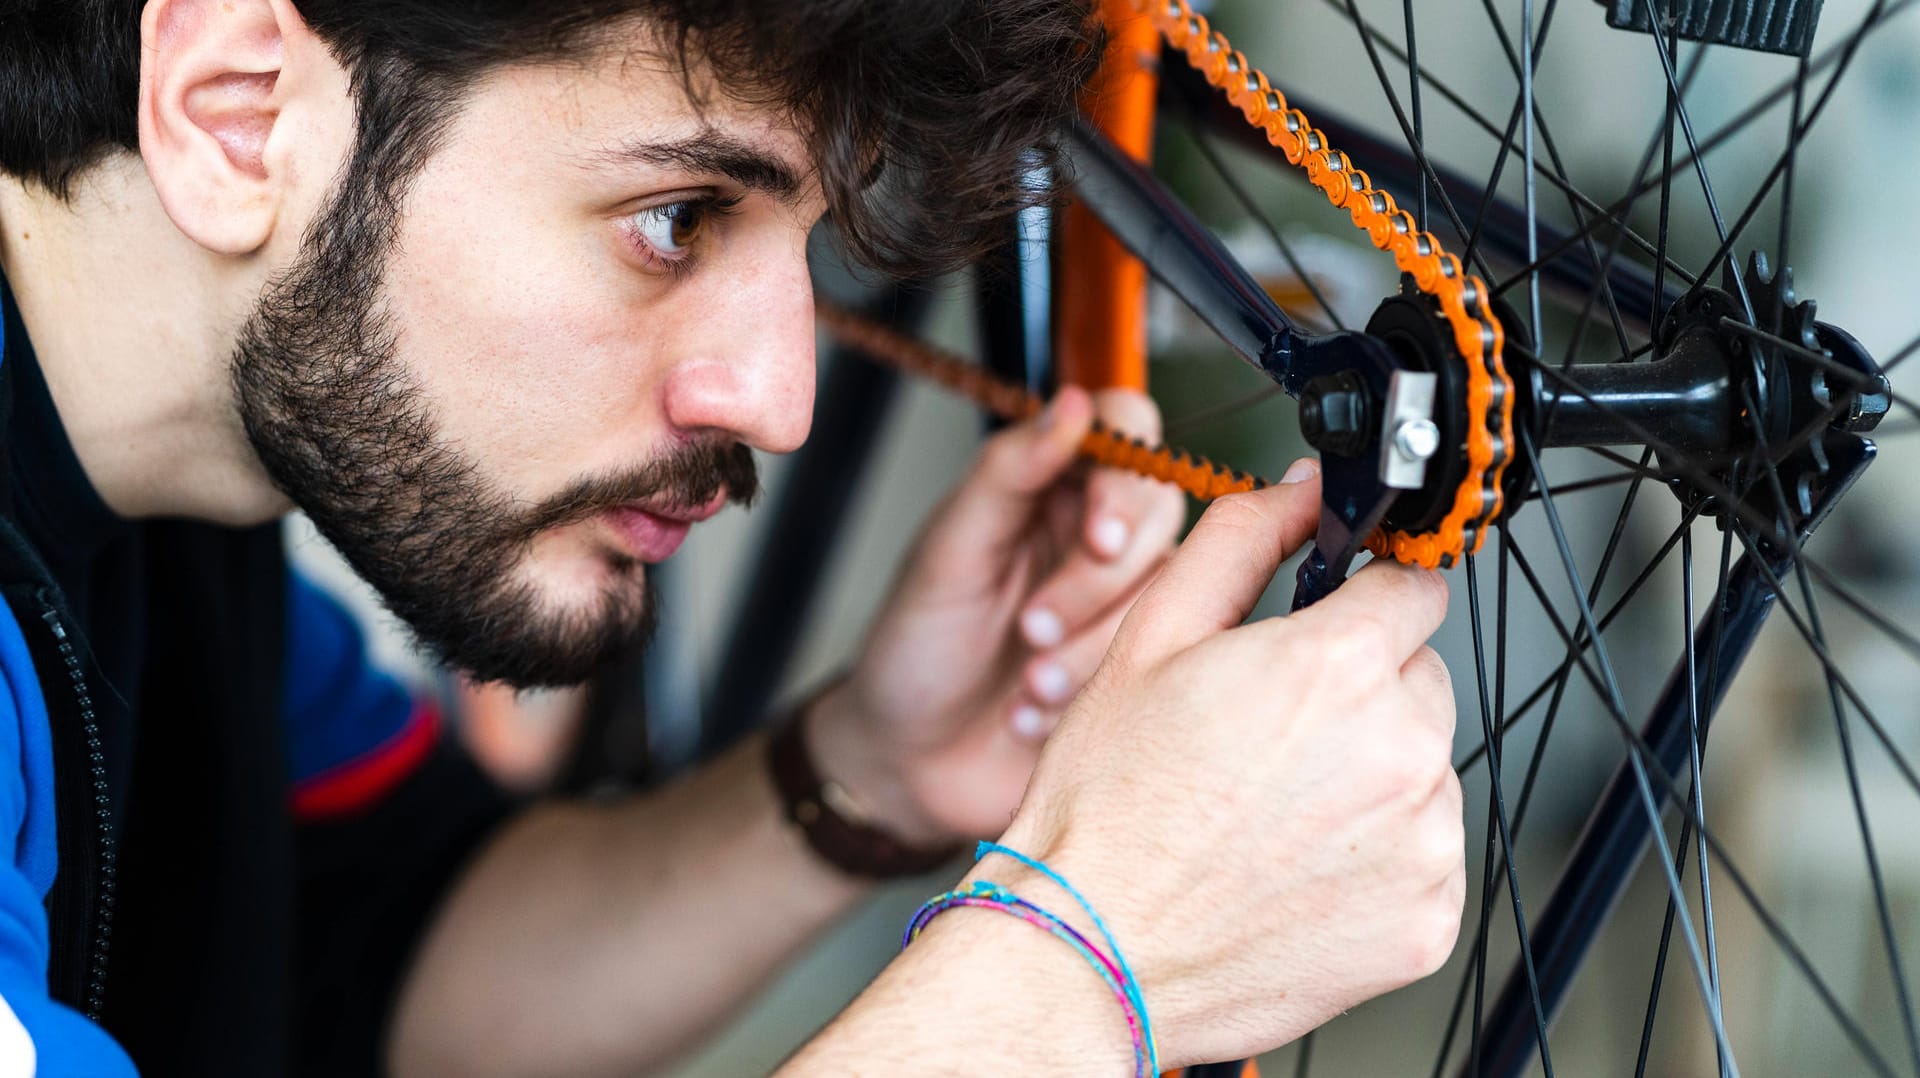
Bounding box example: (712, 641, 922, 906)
(1597, 0, 1824, 57)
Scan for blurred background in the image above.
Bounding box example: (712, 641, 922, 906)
(292, 0, 1920, 1073)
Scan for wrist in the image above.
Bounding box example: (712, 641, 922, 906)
(974, 814, 1204, 1069)
(802, 680, 953, 848)
(788, 895, 1136, 1077)
(764, 684, 962, 879)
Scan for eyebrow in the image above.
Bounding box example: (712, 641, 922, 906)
(593, 129, 804, 202)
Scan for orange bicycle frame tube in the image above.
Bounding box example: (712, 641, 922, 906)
(1056, 0, 1159, 393)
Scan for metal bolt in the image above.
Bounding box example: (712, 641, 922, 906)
(1393, 418, 1441, 462)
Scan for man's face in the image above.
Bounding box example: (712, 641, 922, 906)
(235, 44, 825, 687)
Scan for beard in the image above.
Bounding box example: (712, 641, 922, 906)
(231, 163, 758, 689)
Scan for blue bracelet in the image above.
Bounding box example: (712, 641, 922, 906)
(975, 841, 1159, 1074)
(904, 881, 1151, 1076)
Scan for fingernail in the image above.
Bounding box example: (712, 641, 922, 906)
(1037, 394, 1064, 432)
(1091, 515, 1130, 556)
(1281, 457, 1320, 484)
(1021, 607, 1064, 648)
(1011, 704, 1048, 738)
(1030, 661, 1073, 704)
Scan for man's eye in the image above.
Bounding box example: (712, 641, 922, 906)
(633, 200, 708, 256)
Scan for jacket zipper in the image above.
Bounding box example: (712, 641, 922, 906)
(37, 593, 115, 1020)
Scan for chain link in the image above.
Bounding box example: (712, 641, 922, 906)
(816, 302, 1269, 501)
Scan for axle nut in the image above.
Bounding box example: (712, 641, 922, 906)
(1299, 372, 1372, 458)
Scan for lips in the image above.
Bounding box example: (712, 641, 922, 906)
(631, 490, 730, 525)
(601, 491, 729, 563)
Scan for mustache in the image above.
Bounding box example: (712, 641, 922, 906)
(510, 441, 760, 542)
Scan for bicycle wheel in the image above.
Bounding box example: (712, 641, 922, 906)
(890, 1, 1920, 1074)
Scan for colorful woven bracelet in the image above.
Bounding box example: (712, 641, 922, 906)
(975, 841, 1159, 1073)
(904, 880, 1151, 1077)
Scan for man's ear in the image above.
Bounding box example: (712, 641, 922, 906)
(138, 0, 326, 256)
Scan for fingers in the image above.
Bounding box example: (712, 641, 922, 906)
(1006, 697, 1060, 741)
(1018, 388, 1177, 649)
(1078, 389, 1167, 561)
(1018, 475, 1183, 649)
(935, 386, 1097, 559)
(1400, 645, 1456, 739)
(1294, 555, 1451, 666)
(1028, 567, 1151, 694)
(1116, 458, 1323, 663)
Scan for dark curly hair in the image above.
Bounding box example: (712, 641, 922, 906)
(0, 0, 1101, 276)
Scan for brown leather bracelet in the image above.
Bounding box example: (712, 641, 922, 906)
(766, 708, 961, 879)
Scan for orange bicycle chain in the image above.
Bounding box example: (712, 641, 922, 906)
(1141, 0, 1517, 567)
(816, 302, 1268, 501)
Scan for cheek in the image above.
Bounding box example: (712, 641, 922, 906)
(380, 205, 671, 498)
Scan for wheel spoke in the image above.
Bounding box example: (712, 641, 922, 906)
(1803, 559, 1920, 667)
(1164, 382, 1291, 441)
(1494, 0, 1920, 303)
(1405, 0, 1429, 231)
(1785, 549, 1920, 1071)
(1682, 0, 1899, 304)
(1652, 8, 1681, 340)
(1724, 378, 1920, 806)
(1636, 0, 1740, 277)
(1728, 531, 1920, 828)
(1630, 519, 1730, 1078)
(1322, 0, 1701, 292)
(1460, 509, 1904, 1076)
(1520, 429, 1741, 1068)
(1632, 792, 1711, 1078)
(1437, 528, 1588, 1077)
(1185, 128, 1345, 331)
(1475, 0, 1640, 363)
(1521, 0, 1545, 381)
(1882, 330, 1920, 375)
(1467, 550, 1557, 1075)
(1779, 52, 1809, 277)
(1697, 513, 1735, 1078)
(1521, 471, 1652, 500)
(1338, 0, 1502, 284)
(1455, 501, 1700, 774)
(1468, 767, 1499, 1077)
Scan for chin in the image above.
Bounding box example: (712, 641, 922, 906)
(445, 557, 655, 690)
(521, 521, 649, 598)
(524, 550, 648, 618)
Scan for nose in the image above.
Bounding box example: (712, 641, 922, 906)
(659, 244, 817, 455)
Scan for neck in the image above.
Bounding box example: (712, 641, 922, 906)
(0, 157, 289, 526)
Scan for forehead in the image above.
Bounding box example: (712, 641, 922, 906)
(443, 34, 818, 200)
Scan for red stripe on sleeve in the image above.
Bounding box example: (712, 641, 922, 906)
(291, 702, 442, 822)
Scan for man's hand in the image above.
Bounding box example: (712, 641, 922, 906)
(807, 385, 1185, 844)
(986, 472, 1465, 1067)
(786, 469, 1466, 1075)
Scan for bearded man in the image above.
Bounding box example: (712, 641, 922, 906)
(0, 1, 1465, 1074)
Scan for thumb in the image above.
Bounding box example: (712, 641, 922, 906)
(1114, 458, 1322, 663)
(933, 386, 1097, 557)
